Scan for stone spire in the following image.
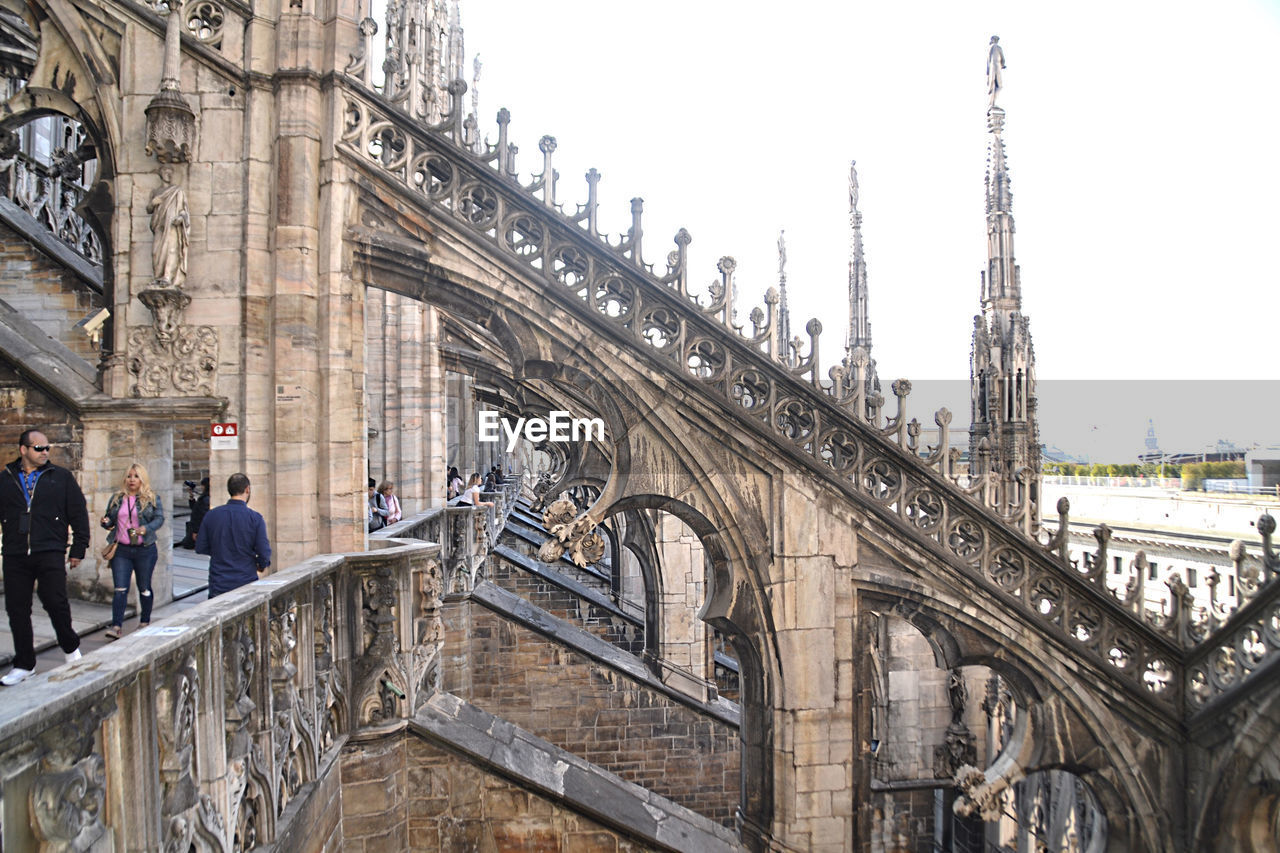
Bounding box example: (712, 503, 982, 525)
(776, 229, 791, 353)
(969, 35, 1040, 529)
(846, 161, 878, 393)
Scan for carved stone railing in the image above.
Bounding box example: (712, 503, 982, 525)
(1183, 514, 1280, 717)
(376, 474, 522, 592)
(336, 83, 1188, 714)
(0, 524, 469, 851)
(335, 71, 1035, 524)
(0, 150, 102, 266)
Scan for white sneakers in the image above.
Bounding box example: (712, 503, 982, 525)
(1, 648, 82, 686)
(1, 667, 35, 686)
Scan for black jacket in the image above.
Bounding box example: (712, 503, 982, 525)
(1, 459, 90, 559)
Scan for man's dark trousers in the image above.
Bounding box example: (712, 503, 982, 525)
(3, 551, 78, 670)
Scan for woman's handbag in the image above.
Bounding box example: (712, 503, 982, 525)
(101, 541, 117, 561)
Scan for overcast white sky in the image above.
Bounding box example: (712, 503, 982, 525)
(450, 1, 1280, 457)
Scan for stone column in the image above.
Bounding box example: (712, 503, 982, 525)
(421, 305, 446, 508)
(365, 286, 388, 477)
(446, 372, 476, 478)
(655, 512, 708, 684)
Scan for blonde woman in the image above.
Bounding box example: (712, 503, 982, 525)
(459, 473, 494, 508)
(99, 463, 165, 639)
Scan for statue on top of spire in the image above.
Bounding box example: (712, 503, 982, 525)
(986, 36, 1005, 109)
(849, 160, 859, 211)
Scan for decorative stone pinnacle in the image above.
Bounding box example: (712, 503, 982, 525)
(145, 0, 196, 163)
(987, 107, 1005, 136)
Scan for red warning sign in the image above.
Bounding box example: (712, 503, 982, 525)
(211, 422, 239, 450)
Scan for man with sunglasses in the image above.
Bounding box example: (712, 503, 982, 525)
(1, 429, 90, 685)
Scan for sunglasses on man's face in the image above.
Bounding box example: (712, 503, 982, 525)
(25, 445, 51, 452)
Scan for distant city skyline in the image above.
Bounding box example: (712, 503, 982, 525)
(904, 380, 1278, 463)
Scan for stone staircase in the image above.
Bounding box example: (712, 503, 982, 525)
(411, 692, 739, 852)
(498, 506, 646, 656)
(443, 530, 742, 829)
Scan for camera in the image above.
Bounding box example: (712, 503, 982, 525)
(183, 480, 197, 489)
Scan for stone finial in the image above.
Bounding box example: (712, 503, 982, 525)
(145, 0, 196, 163)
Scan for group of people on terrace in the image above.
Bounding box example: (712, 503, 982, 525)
(1, 427, 271, 686)
(447, 464, 503, 508)
(3, 429, 514, 687)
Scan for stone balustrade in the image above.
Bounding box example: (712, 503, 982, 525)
(0, 484, 521, 851)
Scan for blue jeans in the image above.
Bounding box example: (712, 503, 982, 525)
(111, 543, 157, 626)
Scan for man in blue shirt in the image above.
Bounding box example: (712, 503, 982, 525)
(196, 473, 271, 597)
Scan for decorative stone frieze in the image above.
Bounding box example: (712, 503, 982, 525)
(126, 320, 217, 396)
(24, 700, 115, 853)
(269, 596, 316, 812)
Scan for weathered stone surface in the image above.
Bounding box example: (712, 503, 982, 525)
(411, 692, 736, 853)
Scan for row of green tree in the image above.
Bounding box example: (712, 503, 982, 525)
(1042, 460, 1246, 489)
(1044, 462, 1181, 478)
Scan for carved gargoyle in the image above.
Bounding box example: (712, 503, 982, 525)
(538, 497, 605, 567)
(953, 764, 1005, 822)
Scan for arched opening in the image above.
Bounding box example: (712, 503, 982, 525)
(605, 493, 775, 839)
(859, 599, 1109, 852)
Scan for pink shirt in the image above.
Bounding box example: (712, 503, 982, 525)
(384, 493, 402, 523)
(116, 496, 141, 545)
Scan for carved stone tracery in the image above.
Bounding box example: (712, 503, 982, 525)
(269, 597, 316, 813)
(222, 621, 271, 851)
(31, 754, 107, 852)
(27, 701, 114, 853)
(313, 577, 345, 754)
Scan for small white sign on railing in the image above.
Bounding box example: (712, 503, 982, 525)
(134, 625, 190, 637)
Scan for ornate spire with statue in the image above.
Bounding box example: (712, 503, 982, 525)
(969, 35, 1041, 534)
